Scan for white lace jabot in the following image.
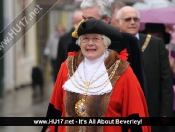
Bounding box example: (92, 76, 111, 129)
(63, 50, 113, 95)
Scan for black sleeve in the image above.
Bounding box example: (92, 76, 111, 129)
(41, 103, 62, 132)
(122, 114, 142, 132)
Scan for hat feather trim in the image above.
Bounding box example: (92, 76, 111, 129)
(72, 19, 85, 39)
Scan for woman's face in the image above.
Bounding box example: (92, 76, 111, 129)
(80, 34, 107, 60)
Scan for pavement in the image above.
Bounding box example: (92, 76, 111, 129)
(0, 79, 54, 132)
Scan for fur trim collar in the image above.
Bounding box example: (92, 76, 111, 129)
(65, 50, 129, 132)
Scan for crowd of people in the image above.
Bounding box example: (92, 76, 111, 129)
(42, 0, 175, 132)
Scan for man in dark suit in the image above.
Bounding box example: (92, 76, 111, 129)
(55, 10, 83, 79)
(68, 0, 147, 97)
(116, 6, 173, 132)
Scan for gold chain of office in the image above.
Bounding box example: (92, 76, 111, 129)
(67, 57, 120, 117)
(68, 57, 120, 94)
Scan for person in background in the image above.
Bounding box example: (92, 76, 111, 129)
(116, 6, 173, 132)
(44, 24, 65, 82)
(55, 10, 83, 80)
(144, 23, 175, 132)
(142, 23, 171, 45)
(67, 0, 147, 97)
(111, 1, 126, 29)
(42, 18, 150, 132)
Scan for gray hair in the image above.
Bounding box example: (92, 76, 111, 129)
(76, 35, 111, 47)
(80, 0, 113, 22)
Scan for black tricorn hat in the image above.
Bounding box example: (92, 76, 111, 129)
(143, 23, 170, 44)
(73, 18, 123, 42)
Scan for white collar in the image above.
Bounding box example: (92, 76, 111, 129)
(135, 33, 139, 40)
(63, 50, 113, 95)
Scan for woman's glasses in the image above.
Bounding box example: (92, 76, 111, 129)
(81, 37, 103, 43)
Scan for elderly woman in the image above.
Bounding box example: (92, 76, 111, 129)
(42, 19, 150, 132)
